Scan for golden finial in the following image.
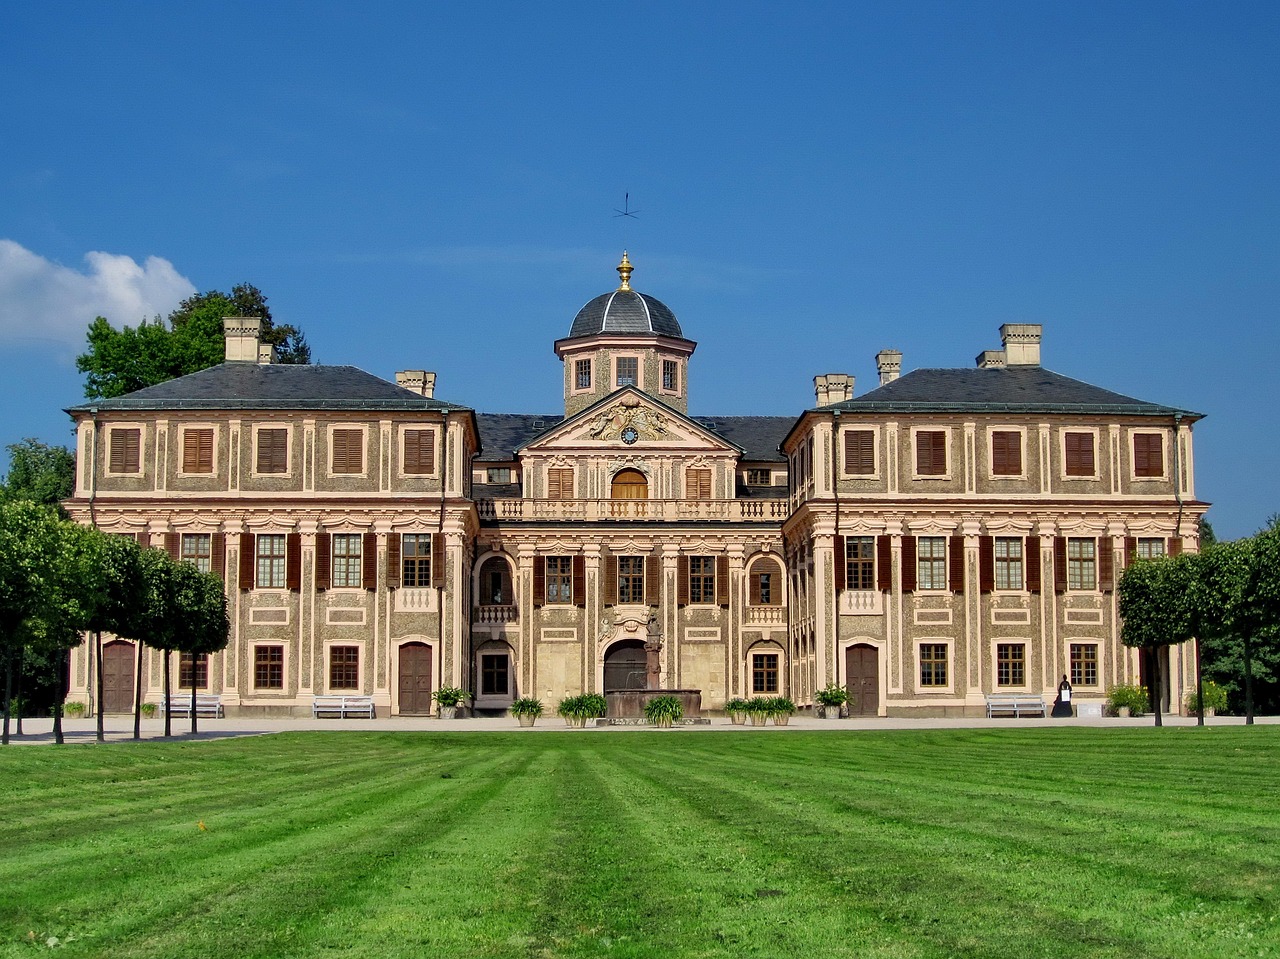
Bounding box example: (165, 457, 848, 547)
(616, 250, 633, 291)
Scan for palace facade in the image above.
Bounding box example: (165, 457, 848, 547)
(63, 254, 1207, 717)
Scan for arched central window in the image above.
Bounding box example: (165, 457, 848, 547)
(611, 468, 648, 500)
(478, 556, 512, 606)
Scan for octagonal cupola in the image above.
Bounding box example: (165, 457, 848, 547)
(554, 252, 697, 417)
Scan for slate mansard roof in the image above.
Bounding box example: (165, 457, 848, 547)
(66, 363, 471, 413)
(568, 289, 684, 339)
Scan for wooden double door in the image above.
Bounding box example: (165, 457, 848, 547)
(398, 642, 434, 714)
(844, 644, 880, 716)
(102, 640, 135, 713)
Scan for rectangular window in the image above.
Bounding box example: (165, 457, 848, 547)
(487, 467, 512, 484)
(991, 430, 1021, 476)
(1067, 538, 1097, 590)
(994, 537, 1023, 590)
(997, 644, 1026, 687)
(1065, 432, 1095, 477)
(402, 429, 436, 474)
(919, 644, 948, 687)
(686, 468, 712, 500)
(181, 533, 212, 574)
(329, 646, 359, 690)
(548, 468, 574, 500)
(108, 428, 141, 474)
(331, 428, 363, 474)
(745, 469, 771, 487)
(575, 358, 592, 390)
(757, 572, 772, 605)
(182, 428, 214, 474)
(845, 536, 875, 590)
(844, 430, 875, 475)
(332, 534, 362, 588)
(616, 356, 638, 387)
(546, 556, 573, 603)
(1070, 644, 1099, 687)
(256, 534, 286, 589)
(1133, 434, 1163, 477)
(618, 556, 645, 604)
(256, 428, 289, 474)
(915, 430, 947, 476)
(179, 652, 208, 690)
(917, 537, 947, 590)
(752, 653, 779, 694)
(662, 359, 678, 391)
(402, 534, 432, 588)
(689, 556, 716, 604)
(1136, 538, 1166, 559)
(481, 654, 510, 696)
(254, 646, 284, 689)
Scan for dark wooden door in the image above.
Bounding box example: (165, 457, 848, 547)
(398, 642, 433, 715)
(604, 640, 647, 691)
(845, 644, 879, 716)
(102, 640, 135, 713)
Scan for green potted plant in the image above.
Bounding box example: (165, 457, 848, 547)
(814, 684, 848, 719)
(140, 702, 158, 719)
(63, 700, 86, 718)
(580, 693, 608, 724)
(510, 697, 544, 727)
(557, 695, 584, 727)
(433, 685, 469, 719)
(767, 696, 797, 726)
(724, 697, 750, 725)
(744, 697, 769, 726)
(644, 695, 683, 728)
(1184, 680, 1228, 717)
(1106, 683, 1149, 718)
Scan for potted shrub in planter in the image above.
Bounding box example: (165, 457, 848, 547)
(724, 697, 750, 725)
(510, 697, 544, 727)
(63, 701, 86, 718)
(140, 702, 158, 719)
(434, 686, 469, 719)
(767, 696, 797, 726)
(644, 695, 683, 728)
(557, 695, 584, 727)
(580, 693, 608, 725)
(1106, 683, 1148, 718)
(815, 684, 848, 719)
(745, 698, 769, 726)
(1184, 680, 1228, 718)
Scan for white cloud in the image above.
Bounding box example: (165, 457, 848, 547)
(0, 240, 196, 350)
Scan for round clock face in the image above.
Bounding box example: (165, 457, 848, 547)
(621, 426, 639, 445)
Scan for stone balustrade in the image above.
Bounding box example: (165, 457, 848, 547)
(477, 498, 790, 522)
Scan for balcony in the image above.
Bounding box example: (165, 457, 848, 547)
(475, 604, 518, 624)
(840, 590, 884, 616)
(477, 498, 791, 523)
(745, 606, 786, 626)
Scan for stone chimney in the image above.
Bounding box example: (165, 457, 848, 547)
(223, 317, 263, 363)
(976, 349, 1006, 369)
(257, 342, 277, 365)
(875, 349, 902, 385)
(813, 373, 854, 407)
(396, 370, 437, 398)
(999, 324, 1042, 366)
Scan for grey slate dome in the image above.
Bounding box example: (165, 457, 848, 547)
(567, 252, 684, 339)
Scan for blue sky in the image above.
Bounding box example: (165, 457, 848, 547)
(1, 1, 1276, 539)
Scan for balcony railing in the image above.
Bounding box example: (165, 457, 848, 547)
(477, 498, 791, 522)
(745, 606, 787, 626)
(475, 604, 518, 624)
(840, 590, 884, 616)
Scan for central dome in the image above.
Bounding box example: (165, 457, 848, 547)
(567, 252, 683, 339)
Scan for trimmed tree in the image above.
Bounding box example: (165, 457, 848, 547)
(83, 534, 147, 742)
(1118, 553, 1195, 726)
(171, 562, 230, 735)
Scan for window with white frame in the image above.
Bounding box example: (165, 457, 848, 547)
(917, 537, 947, 590)
(256, 534, 286, 589)
(994, 537, 1023, 590)
(332, 534, 362, 588)
(1067, 538, 1097, 590)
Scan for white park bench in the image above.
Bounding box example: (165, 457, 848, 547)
(984, 694, 1047, 718)
(312, 695, 375, 719)
(160, 694, 224, 718)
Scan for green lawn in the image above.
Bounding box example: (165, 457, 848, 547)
(1, 728, 1277, 959)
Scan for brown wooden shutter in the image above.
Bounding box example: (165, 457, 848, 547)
(386, 534, 401, 589)
(901, 536, 917, 593)
(431, 533, 446, 588)
(717, 555, 730, 606)
(1169, 537, 1183, 556)
(948, 536, 965, 593)
(844, 430, 875, 474)
(286, 533, 301, 591)
(210, 533, 226, 582)
(164, 532, 180, 561)
(933, 434, 947, 474)
(533, 556, 546, 607)
(183, 432, 198, 472)
(362, 532, 378, 590)
(1099, 537, 1114, 592)
(239, 532, 255, 590)
(315, 533, 331, 590)
(1053, 537, 1068, 592)
(109, 431, 124, 473)
(833, 535, 846, 591)
(1125, 536, 1137, 566)
(749, 570, 762, 606)
(979, 536, 994, 593)
(1025, 536, 1041, 593)
(677, 555, 690, 606)
(603, 554, 618, 606)
(572, 555, 585, 607)
(877, 536, 892, 592)
(645, 555, 660, 606)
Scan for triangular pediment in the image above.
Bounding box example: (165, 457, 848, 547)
(519, 388, 741, 456)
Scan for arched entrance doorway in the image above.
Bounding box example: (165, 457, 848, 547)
(603, 639, 648, 691)
(397, 642, 433, 715)
(845, 643, 880, 716)
(102, 640, 135, 713)
(610, 469, 648, 500)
